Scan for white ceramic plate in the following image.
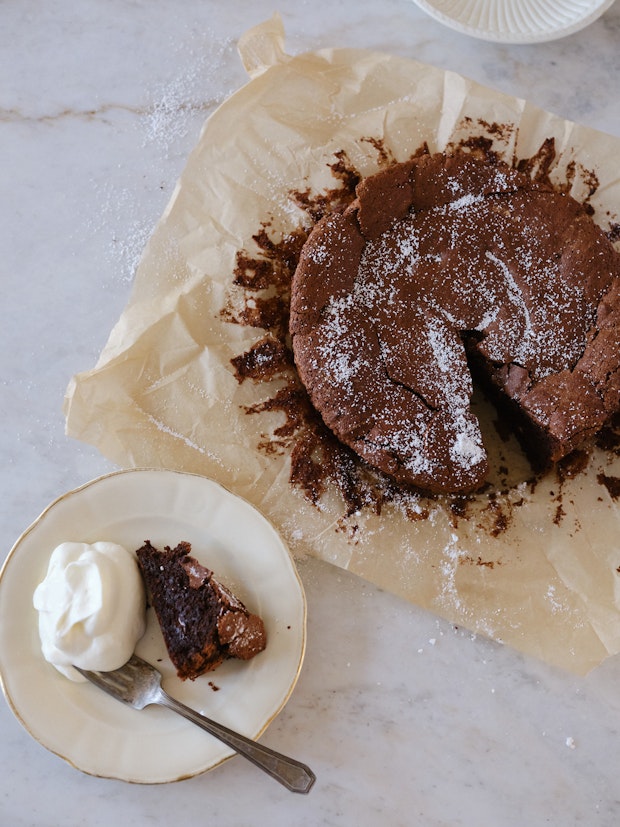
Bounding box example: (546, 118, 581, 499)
(0, 469, 306, 784)
(412, 0, 616, 43)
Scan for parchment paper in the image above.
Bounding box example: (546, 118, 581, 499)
(65, 15, 620, 673)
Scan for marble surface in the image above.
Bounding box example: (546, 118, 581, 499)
(2, 1, 620, 824)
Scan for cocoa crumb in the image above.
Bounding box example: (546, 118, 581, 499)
(595, 414, 620, 454)
(516, 136, 556, 184)
(557, 449, 590, 481)
(461, 554, 500, 569)
(597, 473, 620, 500)
(291, 149, 360, 221)
(230, 336, 291, 382)
(449, 496, 470, 518)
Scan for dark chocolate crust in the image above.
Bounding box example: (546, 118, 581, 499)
(290, 151, 620, 494)
(136, 541, 266, 680)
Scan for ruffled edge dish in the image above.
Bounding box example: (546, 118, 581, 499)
(411, 0, 616, 43)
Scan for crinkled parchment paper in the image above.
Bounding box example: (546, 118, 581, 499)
(65, 15, 620, 673)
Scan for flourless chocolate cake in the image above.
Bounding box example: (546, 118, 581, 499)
(290, 150, 620, 494)
(136, 541, 266, 680)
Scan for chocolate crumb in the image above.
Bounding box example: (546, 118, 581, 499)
(597, 473, 620, 500)
(516, 136, 556, 184)
(557, 450, 590, 481)
(553, 502, 566, 525)
(231, 336, 291, 383)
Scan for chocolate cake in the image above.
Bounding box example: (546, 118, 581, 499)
(136, 541, 266, 680)
(290, 150, 620, 494)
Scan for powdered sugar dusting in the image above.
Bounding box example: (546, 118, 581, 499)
(292, 151, 617, 492)
(143, 34, 235, 158)
(485, 250, 534, 342)
(451, 415, 486, 468)
(88, 31, 235, 287)
(146, 413, 207, 454)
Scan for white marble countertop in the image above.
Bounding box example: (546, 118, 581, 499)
(2, 1, 620, 824)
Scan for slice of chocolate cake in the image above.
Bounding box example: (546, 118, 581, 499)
(136, 540, 266, 680)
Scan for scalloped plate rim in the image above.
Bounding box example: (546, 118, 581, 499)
(411, 0, 616, 43)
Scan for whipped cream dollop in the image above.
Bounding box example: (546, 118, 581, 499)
(33, 541, 146, 682)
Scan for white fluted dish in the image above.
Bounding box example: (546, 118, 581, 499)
(412, 0, 616, 42)
(0, 469, 306, 784)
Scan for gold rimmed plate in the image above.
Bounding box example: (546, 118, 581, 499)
(0, 469, 307, 783)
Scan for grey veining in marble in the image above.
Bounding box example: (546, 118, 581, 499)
(2, 1, 620, 825)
